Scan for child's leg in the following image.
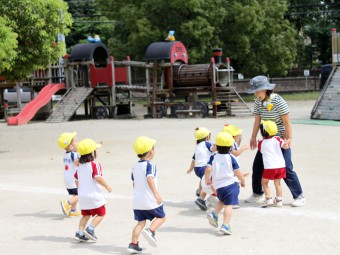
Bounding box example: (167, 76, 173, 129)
(69, 195, 78, 210)
(149, 217, 166, 232)
(222, 205, 232, 225)
(213, 201, 224, 215)
(261, 178, 271, 199)
(131, 220, 146, 244)
(198, 180, 202, 193)
(90, 215, 104, 228)
(274, 178, 282, 198)
(199, 190, 207, 200)
(79, 215, 91, 231)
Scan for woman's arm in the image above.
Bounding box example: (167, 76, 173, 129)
(281, 113, 292, 147)
(250, 114, 261, 150)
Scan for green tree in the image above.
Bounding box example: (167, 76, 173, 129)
(64, 0, 114, 51)
(286, 0, 340, 66)
(97, 0, 297, 76)
(221, 0, 297, 76)
(97, 0, 226, 63)
(0, 0, 72, 81)
(0, 17, 18, 73)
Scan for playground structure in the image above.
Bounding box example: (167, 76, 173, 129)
(1, 40, 252, 125)
(311, 28, 340, 120)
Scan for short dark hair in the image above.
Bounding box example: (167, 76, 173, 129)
(137, 151, 149, 159)
(260, 123, 269, 138)
(266, 90, 273, 96)
(216, 145, 231, 154)
(196, 138, 206, 144)
(79, 151, 96, 163)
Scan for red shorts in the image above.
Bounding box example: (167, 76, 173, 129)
(262, 167, 286, 180)
(81, 205, 106, 217)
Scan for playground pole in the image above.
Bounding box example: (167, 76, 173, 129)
(331, 28, 338, 66)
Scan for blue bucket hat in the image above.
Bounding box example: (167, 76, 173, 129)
(247, 75, 276, 94)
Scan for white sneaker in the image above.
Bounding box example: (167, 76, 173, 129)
(207, 195, 219, 203)
(273, 197, 283, 207)
(232, 204, 241, 209)
(261, 198, 274, 208)
(291, 195, 306, 207)
(245, 193, 265, 203)
(206, 195, 219, 207)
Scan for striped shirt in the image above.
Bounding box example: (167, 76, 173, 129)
(253, 93, 290, 136)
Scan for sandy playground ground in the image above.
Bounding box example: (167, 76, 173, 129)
(0, 100, 339, 255)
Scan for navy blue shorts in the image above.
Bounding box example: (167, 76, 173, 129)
(216, 182, 240, 205)
(194, 166, 206, 179)
(67, 188, 78, 196)
(134, 205, 166, 222)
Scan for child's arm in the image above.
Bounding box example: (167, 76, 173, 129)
(234, 169, 246, 187)
(205, 165, 213, 186)
(187, 159, 195, 174)
(147, 176, 162, 204)
(95, 176, 112, 193)
(74, 159, 79, 167)
(231, 144, 250, 157)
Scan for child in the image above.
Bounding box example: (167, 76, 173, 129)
(57, 132, 81, 217)
(222, 124, 250, 208)
(74, 139, 112, 242)
(205, 132, 246, 235)
(222, 124, 250, 158)
(187, 127, 216, 211)
(259, 120, 288, 207)
(128, 136, 166, 253)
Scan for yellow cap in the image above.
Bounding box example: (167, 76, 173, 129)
(77, 138, 101, 156)
(216, 132, 234, 147)
(222, 124, 242, 136)
(261, 120, 278, 136)
(133, 136, 156, 155)
(194, 127, 211, 140)
(57, 132, 77, 149)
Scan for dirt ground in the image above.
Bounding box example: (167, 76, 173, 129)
(0, 100, 339, 255)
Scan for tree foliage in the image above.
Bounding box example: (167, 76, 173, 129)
(0, 17, 18, 73)
(0, 0, 72, 80)
(97, 0, 297, 76)
(287, 0, 340, 66)
(64, 0, 114, 52)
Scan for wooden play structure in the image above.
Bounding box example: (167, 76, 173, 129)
(2, 40, 252, 125)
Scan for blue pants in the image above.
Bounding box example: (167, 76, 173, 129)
(252, 148, 303, 199)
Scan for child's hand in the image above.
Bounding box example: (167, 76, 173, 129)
(206, 179, 212, 186)
(240, 180, 245, 187)
(155, 193, 163, 204)
(187, 169, 193, 174)
(243, 172, 250, 177)
(282, 139, 290, 149)
(106, 185, 112, 193)
(242, 144, 251, 151)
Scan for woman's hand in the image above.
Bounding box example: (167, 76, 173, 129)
(250, 137, 257, 150)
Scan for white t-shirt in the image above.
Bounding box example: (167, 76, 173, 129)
(207, 153, 240, 190)
(193, 141, 214, 167)
(131, 160, 161, 210)
(63, 151, 79, 189)
(74, 161, 106, 210)
(258, 136, 286, 170)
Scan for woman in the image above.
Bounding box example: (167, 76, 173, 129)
(245, 75, 306, 207)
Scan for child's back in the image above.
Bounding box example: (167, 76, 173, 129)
(132, 160, 160, 210)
